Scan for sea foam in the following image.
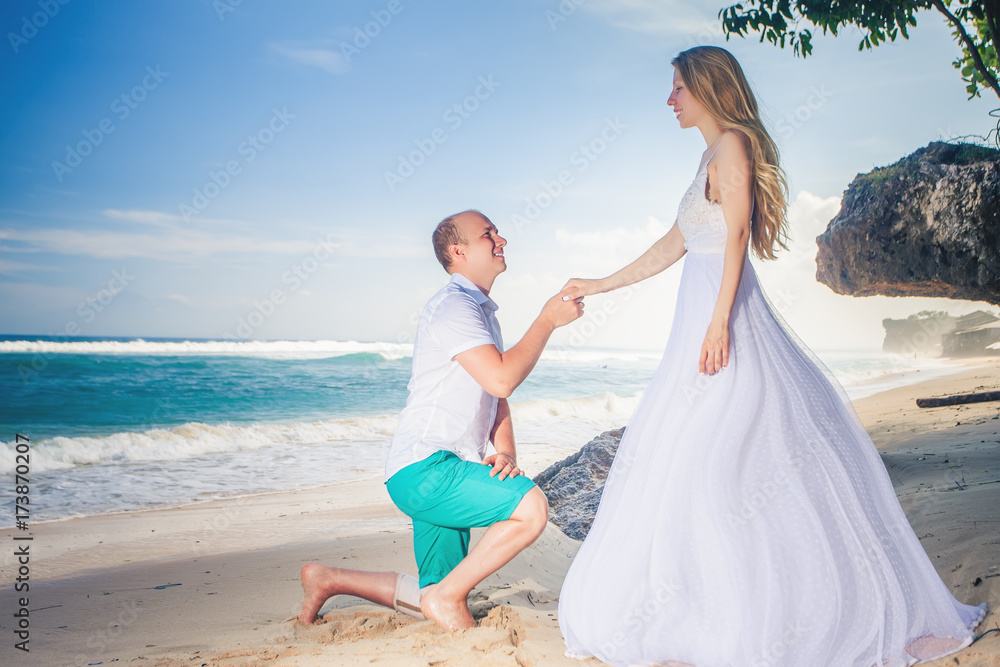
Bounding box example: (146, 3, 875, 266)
(0, 415, 400, 474)
(0, 390, 643, 475)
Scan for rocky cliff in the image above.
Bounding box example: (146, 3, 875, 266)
(881, 311, 957, 356)
(881, 309, 1000, 357)
(816, 142, 1000, 304)
(532, 427, 623, 540)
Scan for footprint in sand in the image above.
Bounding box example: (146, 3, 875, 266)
(294, 609, 423, 644)
(292, 605, 537, 665)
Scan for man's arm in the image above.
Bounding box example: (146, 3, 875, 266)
(483, 397, 520, 480)
(455, 287, 582, 399)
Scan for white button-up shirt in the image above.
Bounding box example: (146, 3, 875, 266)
(385, 272, 504, 481)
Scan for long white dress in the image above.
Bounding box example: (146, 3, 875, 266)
(558, 144, 987, 667)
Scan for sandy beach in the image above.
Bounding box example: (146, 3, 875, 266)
(3, 360, 999, 666)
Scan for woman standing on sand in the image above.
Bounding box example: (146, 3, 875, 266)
(557, 45, 986, 666)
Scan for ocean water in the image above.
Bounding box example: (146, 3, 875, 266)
(0, 336, 961, 527)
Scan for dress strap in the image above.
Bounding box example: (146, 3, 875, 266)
(707, 138, 724, 160)
(699, 137, 724, 173)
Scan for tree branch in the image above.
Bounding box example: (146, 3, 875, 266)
(930, 0, 1000, 99)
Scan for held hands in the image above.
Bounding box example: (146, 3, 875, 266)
(540, 286, 584, 329)
(482, 452, 520, 481)
(560, 278, 604, 298)
(699, 314, 730, 375)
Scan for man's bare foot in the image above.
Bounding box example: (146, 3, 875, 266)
(298, 562, 344, 625)
(420, 584, 476, 631)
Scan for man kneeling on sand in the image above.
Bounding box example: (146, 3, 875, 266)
(299, 210, 583, 631)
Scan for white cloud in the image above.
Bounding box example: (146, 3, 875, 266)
(753, 190, 841, 320)
(0, 258, 59, 275)
(102, 209, 178, 228)
(1, 209, 431, 262)
(750, 189, 992, 351)
(2, 226, 322, 260)
(2, 209, 335, 261)
(498, 218, 683, 350)
(767, 190, 842, 274)
(534, 189, 987, 353)
(269, 42, 350, 75)
(101, 209, 251, 228)
(556, 215, 669, 255)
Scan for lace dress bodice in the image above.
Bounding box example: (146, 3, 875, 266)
(676, 143, 728, 254)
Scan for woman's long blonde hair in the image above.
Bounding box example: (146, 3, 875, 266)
(672, 46, 789, 260)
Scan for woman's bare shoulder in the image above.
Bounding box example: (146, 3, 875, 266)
(718, 129, 751, 162)
(706, 129, 752, 203)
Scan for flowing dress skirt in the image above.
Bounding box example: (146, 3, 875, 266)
(558, 251, 986, 667)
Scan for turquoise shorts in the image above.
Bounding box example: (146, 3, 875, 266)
(386, 449, 537, 588)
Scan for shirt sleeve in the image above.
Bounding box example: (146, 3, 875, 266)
(429, 292, 497, 359)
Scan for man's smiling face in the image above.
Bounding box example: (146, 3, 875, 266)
(450, 211, 507, 282)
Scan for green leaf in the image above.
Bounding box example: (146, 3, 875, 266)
(713, 0, 998, 101)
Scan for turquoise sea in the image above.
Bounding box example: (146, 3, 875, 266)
(0, 336, 962, 526)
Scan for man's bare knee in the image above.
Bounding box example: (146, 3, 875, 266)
(510, 486, 549, 537)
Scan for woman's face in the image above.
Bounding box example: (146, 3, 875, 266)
(667, 69, 703, 129)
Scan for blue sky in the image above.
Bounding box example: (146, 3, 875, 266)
(1, 0, 996, 351)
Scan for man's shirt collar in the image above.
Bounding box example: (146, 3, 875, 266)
(450, 272, 499, 312)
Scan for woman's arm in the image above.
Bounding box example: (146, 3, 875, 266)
(700, 131, 753, 374)
(562, 221, 687, 297)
